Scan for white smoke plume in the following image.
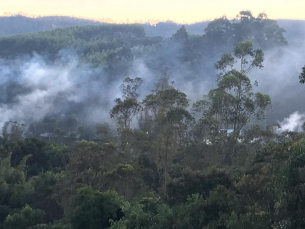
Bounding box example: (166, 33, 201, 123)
(0, 21, 305, 134)
(0, 53, 123, 129)
(0, 53, 175, 132)
(250, 42, 305, 124)
(277, 111, 305, 133)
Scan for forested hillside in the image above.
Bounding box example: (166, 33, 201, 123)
(0, 11, 288, 82)
(0, 23, 160, 74)
(0, 15, 101, 36)
(2, 14, 305, 41)
(0, 15, 209, 37)
(0, 10, 305, 229)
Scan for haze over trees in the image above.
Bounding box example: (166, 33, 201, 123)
(0, 10, 305, 229)
(0, 15, 101, 36)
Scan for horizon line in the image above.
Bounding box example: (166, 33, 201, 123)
(2, 11, 305, 25)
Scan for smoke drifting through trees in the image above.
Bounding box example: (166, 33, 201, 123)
(0, 54, 119, 129)
(0, 12, 304, 135)
(2, 12, 305, 229)
(1, 43, 305, 134)
(250, 36, 305, 130)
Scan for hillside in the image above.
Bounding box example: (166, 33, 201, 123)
(0, 15, 102, 36)
(1, 15, 304, 42)
(0, 24, 163, 77)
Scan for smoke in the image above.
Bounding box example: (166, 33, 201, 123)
(0, 53, 124, 129)
(0, 51, 188, 133)
(0, 19, 304, 135)
(249, 38, 305, 124)
(277, 111, 305, 133)
(259, 22, 305, 133)
(0, 48, 204, 134)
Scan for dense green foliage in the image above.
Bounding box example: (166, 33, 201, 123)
(2, 124, 305, 228)
(0, 24, 153, 65)
(0, 15, 101, 36)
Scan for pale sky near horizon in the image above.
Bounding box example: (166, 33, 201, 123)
(2, 0, 305, 23)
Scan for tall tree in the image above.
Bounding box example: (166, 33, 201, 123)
(171, 25, 189, 44)
(233, 11, 287, 49)
(197, 40, 270, 135)
(194, 41, 271, 164)
(110, 97, 142, 131)
(143, 82, 193, 195)
(110, 77, 143, 131)
(120, 77, 143, 99)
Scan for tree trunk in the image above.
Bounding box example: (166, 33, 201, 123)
(164, 135, 169, 196)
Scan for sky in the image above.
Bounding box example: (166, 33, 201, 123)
(2, 0, 305, 23)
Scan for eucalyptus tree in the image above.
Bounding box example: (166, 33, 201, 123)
(193, 41, 271, 163)
(110, 97, 142, 131)
(120, 77, 143, 99)
(233, 11, 287, 49)
(142, 73, 194, 195)
(110, 77, 143, 131)
(194, 41, 271, 142)
(202, 11, 287, 52)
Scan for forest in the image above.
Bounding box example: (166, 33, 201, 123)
(0, 10, 305, 229)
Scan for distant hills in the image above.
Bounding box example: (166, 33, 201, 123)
(0, 15, 208, 37)
(0, 15, 102, 36)
(0, 15, 304, 43)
